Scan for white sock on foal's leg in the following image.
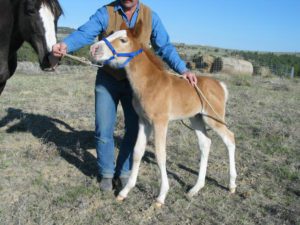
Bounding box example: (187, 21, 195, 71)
(188, 130, 211, 197)
(216, 127, 237, 193)
(222, 133, 237, 193)
(154, 122, 169, 206)
(117, 121, 150, 200)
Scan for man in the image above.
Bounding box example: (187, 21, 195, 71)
(52, 0, 197, 191)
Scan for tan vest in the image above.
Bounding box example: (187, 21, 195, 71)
(99, 1, 152, 81)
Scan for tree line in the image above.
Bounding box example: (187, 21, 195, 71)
(232, 51, 300, 77)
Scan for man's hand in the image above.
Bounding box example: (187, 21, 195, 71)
(90, 43, 99, 57)
(49, 42, 67, 69)
(90, 43, 102, 62)
(52, 42, 67, 57)
(182, 71, 197, 86)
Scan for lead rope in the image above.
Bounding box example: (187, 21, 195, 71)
(64, 53, 104, 68)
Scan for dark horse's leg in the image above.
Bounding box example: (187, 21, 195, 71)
(0, 57, 9, 96)
(0, 53, 17, 94)
(0, 0, 14, 95)
(0, 48, 10, 95)
(0, 82, 7, 95)
(0, 53, 18, 93)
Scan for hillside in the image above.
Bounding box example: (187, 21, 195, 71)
(57, 27, 76, 40)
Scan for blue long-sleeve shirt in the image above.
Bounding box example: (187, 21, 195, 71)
(63, 2, 188, 74)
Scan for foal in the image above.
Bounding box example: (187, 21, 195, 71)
(91, 23, 237, 206)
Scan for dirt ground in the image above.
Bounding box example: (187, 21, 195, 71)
(0, 71, 299, 225)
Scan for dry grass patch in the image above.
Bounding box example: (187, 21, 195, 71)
(0, 71, 299, 224)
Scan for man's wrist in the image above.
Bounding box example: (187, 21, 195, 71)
(181, 69, 190, 75)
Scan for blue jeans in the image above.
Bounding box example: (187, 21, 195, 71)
(95, 70, 139, 178)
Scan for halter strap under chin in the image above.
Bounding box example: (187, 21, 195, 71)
(102, 38, 143, 69)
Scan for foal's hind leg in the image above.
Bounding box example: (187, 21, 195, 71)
(188, 116, 211, 197)
(205, 119, 237, 193)
(217, 125, 237, 193)
(117, 119, 151, 200)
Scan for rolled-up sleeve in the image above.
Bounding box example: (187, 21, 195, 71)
(150, 11, 188, 74)
(63, 7, 109, 53)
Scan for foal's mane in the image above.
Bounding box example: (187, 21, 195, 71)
(41, 0, 63, 17)
(142, 46, 165, 71)
(125, 23, 165, 71)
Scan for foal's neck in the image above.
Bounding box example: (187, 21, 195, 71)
(126, 49, 167, 93)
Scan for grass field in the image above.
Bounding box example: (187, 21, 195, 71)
(0, 70, 299, 225)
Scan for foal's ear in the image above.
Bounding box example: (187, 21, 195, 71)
(120, 22, 128, 30)
(131, 21, 143, 39)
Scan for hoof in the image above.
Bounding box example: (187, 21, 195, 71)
(229, 187, 236, 194)
(116, 195, 125, 202)
(155, 201, 164, 208)
(187, 190, 197, 198)
(187, 186, 202, 198)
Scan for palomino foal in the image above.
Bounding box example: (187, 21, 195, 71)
(90, 24, 237, 206)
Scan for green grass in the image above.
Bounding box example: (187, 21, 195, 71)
(255, 135, 291, 156)
(0, 160, 12, 170)
(265, 164, 299, 182)
(54, 185, 97, 206)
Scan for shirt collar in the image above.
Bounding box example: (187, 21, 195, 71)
(114, 1, 140, 13)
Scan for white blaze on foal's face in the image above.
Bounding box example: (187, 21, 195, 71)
(39, 4, 57, 52)
(92, 30, 129, 66)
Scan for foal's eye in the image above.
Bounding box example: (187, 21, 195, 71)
(120, 38, 128, 43)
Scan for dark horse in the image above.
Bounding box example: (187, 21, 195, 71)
(0, 0, 63, 94)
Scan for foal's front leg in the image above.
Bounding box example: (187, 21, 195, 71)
(153, 120, 169, 207)
(117, 119, 151, 200)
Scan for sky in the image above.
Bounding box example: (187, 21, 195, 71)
(58, 0, 300, 52)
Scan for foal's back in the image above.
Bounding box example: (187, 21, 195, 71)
(163, 73, 227, 121)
